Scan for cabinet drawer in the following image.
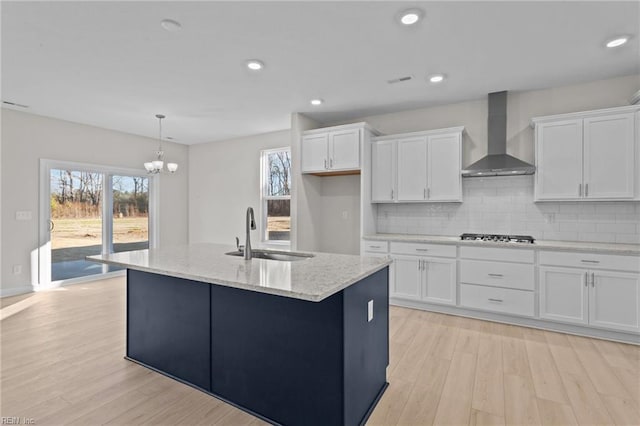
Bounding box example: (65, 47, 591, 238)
(390, 242, 456, 258)
(539, 251, 640, 272)
(459, 260, 534, 290)
(459, 284, 534, 317)
(459, 246, 534, 263)
(363, 240, 389, 253)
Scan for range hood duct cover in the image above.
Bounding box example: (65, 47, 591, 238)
(462, 91, 536, 177)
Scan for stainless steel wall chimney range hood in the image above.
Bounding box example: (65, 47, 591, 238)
(461, 91, 536, 177)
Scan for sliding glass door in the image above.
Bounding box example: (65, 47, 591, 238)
(40, 160, 156, 284)
(50, 169, 105, 280)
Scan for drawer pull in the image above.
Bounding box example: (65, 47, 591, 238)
(415, 248, 429, 252)
(487, 273, 504, 278)
(488, 298, 503, 303)
(369, 245, 381, 249)
(580, 260, 600, 264)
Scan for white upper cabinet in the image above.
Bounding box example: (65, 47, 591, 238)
(535, 119, 583, 200)
(301, 133, 329, 173)
(302, 123, 375, 174)
(583, 113, 635, 199)
(428, 133, 463, 201)
(532, 106, 639, 201)
(329, 129, 360, 170)
(372, 127, 463, 203)
(371, 140, 397, 202)
(397, 137, 428, 201)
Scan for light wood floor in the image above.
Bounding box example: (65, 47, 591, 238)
(1, 277, 638, 425)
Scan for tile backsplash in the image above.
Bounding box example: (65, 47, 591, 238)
(376, 176, 640, 244)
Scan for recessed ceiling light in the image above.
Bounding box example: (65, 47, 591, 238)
(246, 60, 265, 71)
(429, 74, 445, 83)
(310, 99, 323, 106)
(399, 9, 423, 25)
(160, 19, 182, 32)
(605, 36, 629, 48)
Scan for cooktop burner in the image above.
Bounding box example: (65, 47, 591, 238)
(460, 233, 535, 244)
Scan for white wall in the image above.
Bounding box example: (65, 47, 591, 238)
(318, 175, 361, 255)
(333, 74, 640, 167)
(1, 109, 189, 295)
(188, 129, 291, 246)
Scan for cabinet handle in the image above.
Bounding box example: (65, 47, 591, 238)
(369, 245, 381, 249)
(330, 158, 333, 168)
(488, 273, 504, 278)
(591, 272, 595, 287)
(580, 259, 600, 264)
(324, 159, 327, 169)
(585, 183, 589, 197)
(415, 248, 429, 252)
(427, 188, 431, 198)
(391, 189, 394, 200)
(584, 272, 588, 287)
(488, 298, 503, 303)
(578, 183, 582, 197)
(417, 260, 421, 271)
(424, 188, 427, 199)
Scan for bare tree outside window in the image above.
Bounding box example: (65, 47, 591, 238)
(262, 148, 291, 242)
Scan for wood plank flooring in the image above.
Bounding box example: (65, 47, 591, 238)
(1, 277, 638, 425)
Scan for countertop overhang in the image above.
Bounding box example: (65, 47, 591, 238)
(364, 233, 640, 255)
(88, 243, 391, 302)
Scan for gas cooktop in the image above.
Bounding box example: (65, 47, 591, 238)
(460, 233, 535, 244)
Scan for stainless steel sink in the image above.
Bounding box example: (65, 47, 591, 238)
(225, 249, 314, 262)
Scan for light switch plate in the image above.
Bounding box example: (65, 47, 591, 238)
(367, 300, 374, 322)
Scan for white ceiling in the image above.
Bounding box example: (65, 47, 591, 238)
(2, 1, 638, 145)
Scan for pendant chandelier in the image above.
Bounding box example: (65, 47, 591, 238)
(144, 114, 178, 174)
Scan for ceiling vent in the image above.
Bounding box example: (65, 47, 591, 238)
(2, 100, 29, 108)
(387, 76, 413, 84)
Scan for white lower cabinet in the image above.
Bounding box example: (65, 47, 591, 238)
(459, 283, 535, 317)
(392, 255, 456, 305)
(540, 265, 640, 333)
(539, 267, 589, 325)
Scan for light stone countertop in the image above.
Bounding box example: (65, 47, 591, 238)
(363, 233, 640, 255)
(88, 243, 391, 302)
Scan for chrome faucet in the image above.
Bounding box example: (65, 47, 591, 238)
(244, 207, 256, 260)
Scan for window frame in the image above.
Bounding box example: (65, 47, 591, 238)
(260, 147, 291, 245)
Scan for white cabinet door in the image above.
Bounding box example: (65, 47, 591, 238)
(392, 256, 421, 300)
(397, 137, 427, 201)
(535, 119, 584, 200)
(423, 257, 456, 305)
(539, 266, 588, 325)
(372, 140, 396, 202)
(301, 133, 328, 173)
(428, 133, 462, 201)
(590, 270, 640, 333)
(329, 129, 360, 170)
(583, 113, 635, 199)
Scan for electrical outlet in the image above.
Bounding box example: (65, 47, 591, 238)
(341, 210, 349, 220)
(544, 213, 555, 224)
(12, 265, 22, 275)
(15, 211, 32, 221)
(367, 300, 374, 322)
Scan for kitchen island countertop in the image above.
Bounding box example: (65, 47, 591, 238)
(88, 243, 391, 302)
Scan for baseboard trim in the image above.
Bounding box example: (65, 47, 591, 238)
(0, 285, 34, 298)
(1, 270, 126, 298)
(390, 297, 640, 345)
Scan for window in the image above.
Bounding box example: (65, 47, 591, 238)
(261, 148, 291, 243)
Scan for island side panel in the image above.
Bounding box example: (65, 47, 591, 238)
(343, 267, 390, 426)
(127, 269, 212, 391)
(210, 284, 345, 426)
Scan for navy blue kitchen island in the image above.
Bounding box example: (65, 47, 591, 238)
(89, 244, 391, 426)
